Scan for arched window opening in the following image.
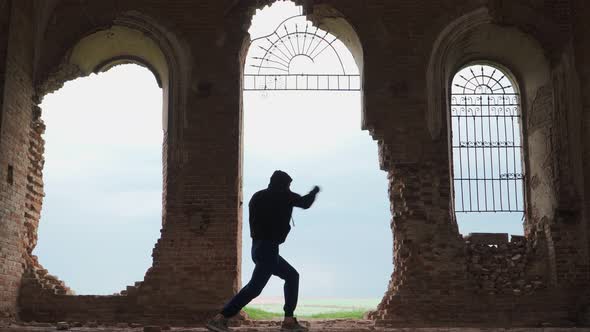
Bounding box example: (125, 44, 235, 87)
(35, 64, 163, 295)
(451, 63, 525, 235)
(241, 1, 391, 317)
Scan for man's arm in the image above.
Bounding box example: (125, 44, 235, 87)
(292, 186, 320, 209)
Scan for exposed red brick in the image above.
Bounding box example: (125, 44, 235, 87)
(0, 0, 588, 328)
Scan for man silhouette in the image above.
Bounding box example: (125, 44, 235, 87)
(207, 170, 320, 332)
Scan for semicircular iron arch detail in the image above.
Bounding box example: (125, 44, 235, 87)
(244, 15, 360, 91)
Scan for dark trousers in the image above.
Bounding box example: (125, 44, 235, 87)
(221, 240, 299, 317)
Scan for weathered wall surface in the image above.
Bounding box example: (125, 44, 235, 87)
(0, 0, 588, 327)
(0, 0, 13, 320)
(572, 0, 590, 323)
(0, 0, 10, 136)
(0, 0, 35, 322)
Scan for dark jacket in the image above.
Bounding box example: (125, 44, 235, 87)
(249, 171, 317, 244)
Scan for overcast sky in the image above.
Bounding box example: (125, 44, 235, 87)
(35, 1, 523, 298)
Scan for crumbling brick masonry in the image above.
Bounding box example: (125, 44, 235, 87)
(1, 0, 590, 328)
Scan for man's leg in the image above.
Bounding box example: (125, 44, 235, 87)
(220, 262, 273, 318)
(207, 241, 277, 332)
(273, 255, 299, 317)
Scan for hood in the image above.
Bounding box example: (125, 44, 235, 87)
(268, 170, 292, 191)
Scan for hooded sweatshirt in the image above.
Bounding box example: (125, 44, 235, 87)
(248, 170, 317, 244)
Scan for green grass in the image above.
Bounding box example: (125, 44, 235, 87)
(243, 307, 367, 320)
(305, 310, 366, 319)
(243, 307, 284, 320)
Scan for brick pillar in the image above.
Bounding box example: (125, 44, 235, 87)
(135, 61, 242, 324)
(572, 0, 590, 288)
(0, 0, 34, 322)
(369, 137, 472, 324)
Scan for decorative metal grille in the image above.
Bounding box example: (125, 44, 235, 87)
(451, 65, 524, 213)
(243, 15, 360, 91)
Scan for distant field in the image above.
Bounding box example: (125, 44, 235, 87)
(244, 307, 367, 319)
(245, 298, 380, 319)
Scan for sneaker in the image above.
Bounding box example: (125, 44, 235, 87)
(281, 317, 309, 332)
(206, 315, 230, 332)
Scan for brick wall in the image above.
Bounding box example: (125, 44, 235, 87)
(0, 0, 11, 141)
(464, 234, 548, 295)
(0, 0, 34, 322)
(0, 0, 588, 327)
(572, 0, 590, 275)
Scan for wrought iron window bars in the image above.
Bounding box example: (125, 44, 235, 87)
(451, 65, 525, 213)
